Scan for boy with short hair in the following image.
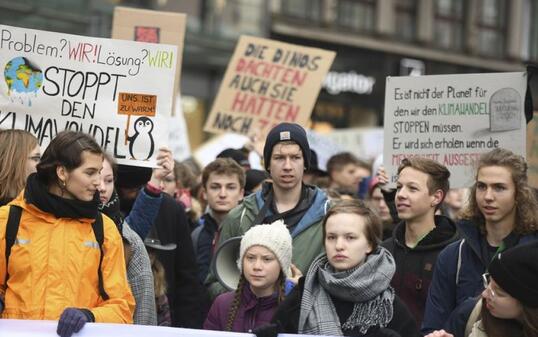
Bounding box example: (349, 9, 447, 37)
(380, 157, 459, 326)
(327, 152, 370, 196)
(192, 158, 245, 283)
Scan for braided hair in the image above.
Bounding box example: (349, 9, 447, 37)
(225, 275, 246, 331)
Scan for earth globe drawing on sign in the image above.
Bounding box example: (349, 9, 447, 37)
(4, 57, 43, 106)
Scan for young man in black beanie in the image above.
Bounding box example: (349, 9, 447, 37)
(204, 122, 329, 299)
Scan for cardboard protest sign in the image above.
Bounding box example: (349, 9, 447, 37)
(0, 24, 177, 167)
(204, 35, 335, 138)
(111, 6, 186, 114)
(383, 72, 526, 188)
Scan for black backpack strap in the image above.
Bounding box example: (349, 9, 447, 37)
(4, 205, 22, 287)
(92, 213, 109, 301)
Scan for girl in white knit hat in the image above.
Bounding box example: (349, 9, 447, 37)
(203, 220, 298, 333)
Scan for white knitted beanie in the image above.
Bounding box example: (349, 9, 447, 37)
(237, 220, 293, 278)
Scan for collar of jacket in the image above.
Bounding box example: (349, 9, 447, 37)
(253, 183, 329, 238)
(240, 283, 279, 311)
(392, 215, 459, 251)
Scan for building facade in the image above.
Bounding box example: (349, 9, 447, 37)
(1, 0, 537, 146)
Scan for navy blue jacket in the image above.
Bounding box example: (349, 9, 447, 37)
(421, 220, 538, 334)
(192, 212, 219, 283)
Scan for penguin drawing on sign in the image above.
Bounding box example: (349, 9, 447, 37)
(127, 116, 154, 160)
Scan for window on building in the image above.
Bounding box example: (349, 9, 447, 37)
(280, 0, 322, 22)
(336, 0, 375, 32)
(529, 0, 538, 60)
(206, 0, 266, 38)
(476, 0, 507, 57)
(434, 0, 464, 50)
(395, 0, 417, 41)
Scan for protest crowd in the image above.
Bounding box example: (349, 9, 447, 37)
(1, 119, 538, 337)
(1, 8, 538, 337)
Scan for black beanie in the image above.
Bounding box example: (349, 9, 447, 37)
(489, 241, 538, 308)
(263, 122, 311, 171)
(115, 164, 152, 189)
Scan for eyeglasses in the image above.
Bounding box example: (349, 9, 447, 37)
(482, 272, 495, 299)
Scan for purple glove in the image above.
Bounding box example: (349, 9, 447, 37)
(57, 308, 94, 337)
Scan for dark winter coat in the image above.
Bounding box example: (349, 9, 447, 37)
(421, 220, 538, 334)
(271, 277, 420, 337)
(192, 212, 219, 283)
(151, 194, 208, 328)
(204, 284, 279, 333)
(381, 215, 459, 326)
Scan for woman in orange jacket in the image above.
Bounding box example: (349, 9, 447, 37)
(0, 131, 135, 337)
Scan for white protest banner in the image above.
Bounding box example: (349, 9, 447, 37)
(112, 6, 186, 116)
(305, 129, 344, 171)
(0, 319, 245, 337)
(0, 319, 332, 337)
(383, 72, 526, 188)
(168, 95, 192, 161)
(193, 133, 250, 168)
(204, 35, 335, 139)
(322, 127, 384, 162)
(0, 24, 177, 167)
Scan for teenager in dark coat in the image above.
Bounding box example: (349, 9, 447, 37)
(117, 164, 207, 328)
(378, 158, 458, 326)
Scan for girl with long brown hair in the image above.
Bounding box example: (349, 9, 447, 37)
(204, 220, 293, 332)
(0, 129, 40, 206)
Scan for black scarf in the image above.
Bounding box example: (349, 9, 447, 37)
(25, 173, 99, 220)
(99, 189, 124, 230)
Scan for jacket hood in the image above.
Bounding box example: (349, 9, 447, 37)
(393, 215, 459, 251)
(455, 220, 483, 255)
(252, 183, 329, 238)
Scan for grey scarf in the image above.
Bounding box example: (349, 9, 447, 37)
(298, 247, 396, 336)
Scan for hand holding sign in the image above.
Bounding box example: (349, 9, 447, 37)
(149, 147, 174, 187)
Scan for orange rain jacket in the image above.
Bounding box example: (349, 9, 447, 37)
(0, 192, 135, 323)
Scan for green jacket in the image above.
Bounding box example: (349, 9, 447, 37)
(205, 185, 329, 299)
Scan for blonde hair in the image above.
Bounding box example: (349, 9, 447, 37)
(0, 130, 38, 201)
(148, 250, 167, 297)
